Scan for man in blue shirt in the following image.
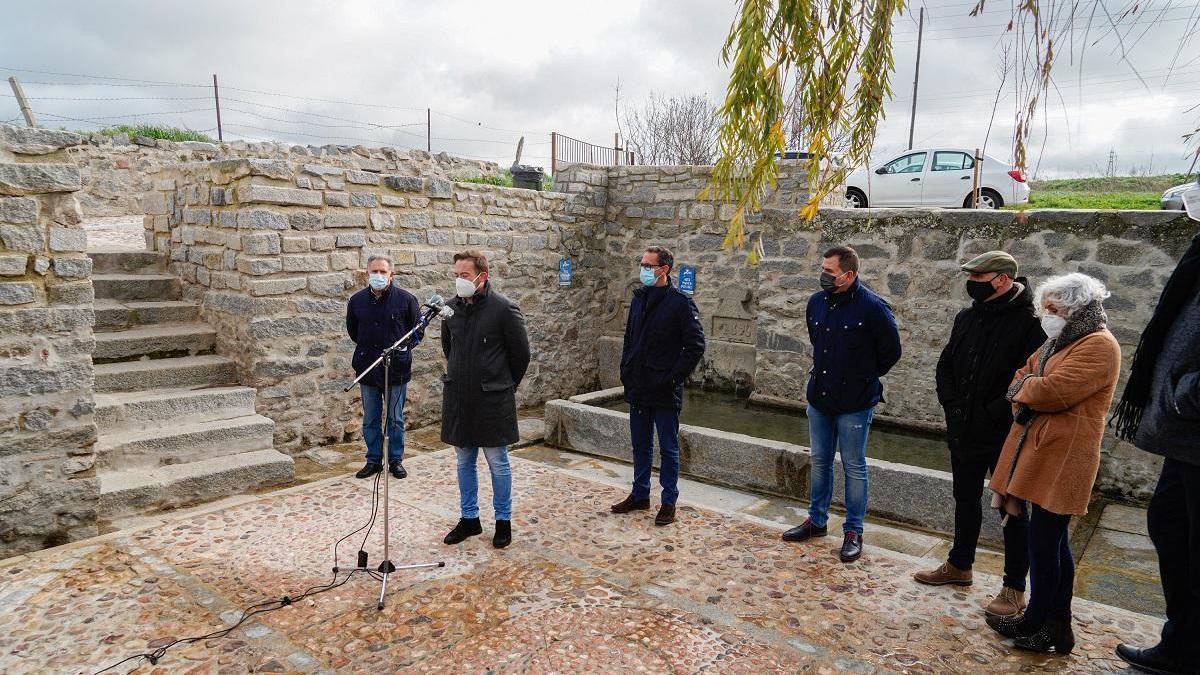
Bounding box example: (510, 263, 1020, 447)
(346, 254, 422, 481)
(782, 245, 902, 562)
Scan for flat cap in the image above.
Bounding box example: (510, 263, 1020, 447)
(961, 250, 1018, 277)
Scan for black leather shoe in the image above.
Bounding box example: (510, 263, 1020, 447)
(355, 462, 382, 479)
(986, 613, 1032, 639)
(781, 518, 828, 542)
(443, 518, 482, 545)
(493, 520, 511, 549)
(610, 494, 651, 513)
(839, 531, 863, 562)
(389, 461, 407, 479)
(1015, 618, 1075, 655)
(655, 504, 676, 526)
(1116, 643, 1191, 675)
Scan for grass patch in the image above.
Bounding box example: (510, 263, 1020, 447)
(1002, 173, 1194, 210)
(455, 169, 555, 191)
(85, 124, 217, 144)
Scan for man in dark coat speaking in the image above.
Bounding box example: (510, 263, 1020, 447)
(346, 254, 422, 481)
(914, 251, 1044, 619)
(610, 245, 705, 526)
(440, 249, 530, 549)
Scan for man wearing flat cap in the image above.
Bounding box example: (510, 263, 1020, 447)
(914, 251, 1046, 618)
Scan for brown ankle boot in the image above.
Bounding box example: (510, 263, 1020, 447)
(611, 494, 650, 514)
(655, 503, 676, 526)
(913, 561, 973, 587)
(982, 586, 1026, 617)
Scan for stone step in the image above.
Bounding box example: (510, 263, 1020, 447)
(94, 386, 258, 433)
(94, 354, 237, 393)
(93, 323, 216, 363)
(96, 413, 276, 471)
(99, 449, 295, 519)
(94, 299, 200, 330)
(88, 250, 166, 275)
(92, 274, 182, 302)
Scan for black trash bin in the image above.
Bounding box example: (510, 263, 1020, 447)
(510, 164, 544, 191)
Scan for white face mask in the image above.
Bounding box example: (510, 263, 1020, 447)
(1041, 314, 1067, 339)
(455, 275, 479, 298)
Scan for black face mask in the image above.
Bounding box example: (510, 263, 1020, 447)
(820, 271, 843, 293)
(966, 275, 998, 302)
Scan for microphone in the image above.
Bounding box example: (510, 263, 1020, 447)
(422, 294, 453, 320)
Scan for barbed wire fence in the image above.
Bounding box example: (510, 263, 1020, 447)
(0, 65, 558, 171)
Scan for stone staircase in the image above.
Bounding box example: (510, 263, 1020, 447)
(88, 249, 294, 519)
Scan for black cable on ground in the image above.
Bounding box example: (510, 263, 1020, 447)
(94, 472, 387, 674)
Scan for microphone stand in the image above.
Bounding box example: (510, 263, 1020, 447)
(344, 303, 446, 610)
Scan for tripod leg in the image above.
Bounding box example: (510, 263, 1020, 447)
(378, 572, 388, 610)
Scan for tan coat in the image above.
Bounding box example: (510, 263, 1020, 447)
(989, 329, 1121, 515)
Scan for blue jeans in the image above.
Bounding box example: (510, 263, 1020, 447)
(361, 383, 407, 465)
(455, 446, 512, 521)
(807, 404, 874, 534)
(629, 404, 681, 505)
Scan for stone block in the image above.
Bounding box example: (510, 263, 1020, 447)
(245, 159, 292, 179)
(237, 184, 322, 207)
(289, 212, 322, 231)
(399, 213, 431, 229)
(325, 191, 350, 207)
(0, 281, 35, 305)
(336, 232, 366, 248)
(309, 234, 336, 251)
(427, 230, 450, 246)
(246, 315, 340, 339)
(0, 224, 42, 253)
(281, 236, 310, 253)
(0, 126, 82, 154)
(281, 254, 329, 272)
(383, 176, 422, 193)
(52, 256, 92, 279)
(0, 197, 37, 224)
(241, 232, 281, 255)
(324, 212, 366, 228)
(0, 253, 27, 275)
(381, 195, 406, 207)
(426, 178, 452, 198)
(371, 212, 395, 230)
(237, 209, 289, 230)
(47, 227, 87, 252)
(246, 276, 307, 296)
(0, 163, 82, 196)
(350, 191, 378, 208)
(237, 257, 284, 276)
(302, 164, 345, 177)
(308, 272, 351, 296)
(346, 170, 380, 186)
(330, 251, 357, 270)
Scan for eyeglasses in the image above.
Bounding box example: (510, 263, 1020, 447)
(637, 260, 664, 270)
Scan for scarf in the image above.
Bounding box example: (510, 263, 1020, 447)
(1111, 231, 1200, 440)
(993, 300, 1109, 519)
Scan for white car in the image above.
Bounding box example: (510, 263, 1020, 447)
(843, 148, 1031, 209)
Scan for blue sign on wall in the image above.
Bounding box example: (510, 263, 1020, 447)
(678, 265, 696, 295)
(558, 257, 573, 286)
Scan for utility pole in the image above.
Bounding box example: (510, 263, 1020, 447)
(212, 74, 223, 141)
(7, 76, 38, 127)
(426, 108, 431, 152)
(513, 136, 525, 166)
(907, 6, 924, 150)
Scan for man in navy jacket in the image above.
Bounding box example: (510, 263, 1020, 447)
(346, 254, 421, 480)
(611, 246, 706, 526)
(782, 245, 902, 563)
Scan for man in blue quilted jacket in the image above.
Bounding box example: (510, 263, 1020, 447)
(782, 245, 902, 563)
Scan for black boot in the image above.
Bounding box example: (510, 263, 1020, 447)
(443, 518, 482, 545)
(610, 494, 650, 513)
(1116, 643, 1191, 674)
(1014, 618, 1075, 655)
(355, 462, 382, 479)
(388, 461, 407, 479)
(986, 613, 1033, 639)
(493, 520, 511, 549)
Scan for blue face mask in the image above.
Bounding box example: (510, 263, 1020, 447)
(639, 267, 658, 286)
(368, 273, 390, 291)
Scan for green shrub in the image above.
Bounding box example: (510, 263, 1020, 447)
(87, 124, 217, 144)
(454, 170, 556, 192)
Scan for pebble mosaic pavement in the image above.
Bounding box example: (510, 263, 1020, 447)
(0, 449, 1163, 673)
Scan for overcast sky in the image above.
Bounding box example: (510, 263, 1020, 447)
(2, 0, 1197, 178)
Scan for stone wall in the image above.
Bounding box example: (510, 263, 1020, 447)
(0, 124, 99, 556)
(69, 134, 500, 218)
(558, 162, 1196, 502)
(146, 158, 606, 453)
